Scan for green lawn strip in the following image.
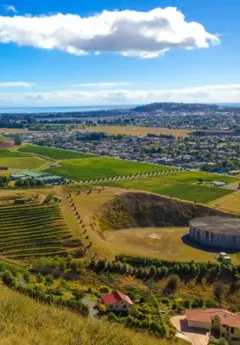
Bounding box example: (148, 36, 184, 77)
(0, 157, 46, 169)
(163, 171, 237, 184)
(99, 178, 232, 203)
(0, 149, 31, 158)
(46, 157, 172, 181)
(19, 145, 95, 160)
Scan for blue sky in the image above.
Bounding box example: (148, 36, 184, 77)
(0, 0, 240, 106)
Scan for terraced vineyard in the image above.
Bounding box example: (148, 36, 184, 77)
(0, 203, 76, 259)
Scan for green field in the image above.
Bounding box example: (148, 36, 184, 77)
(46, 157, 172, 181)
(19, 145, 95, 160)
(160, 171, 237, 184)
(99, 175, 233, 203)
(0, 156, 47, 169)
(0, 203, 73, 259)
(0, 149, 30, 158)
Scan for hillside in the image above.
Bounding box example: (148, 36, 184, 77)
(0, 203, 81, 259)
(98, 192, 232, 231)
(0, 285, 186, 345)
(133, 102, 219, 112)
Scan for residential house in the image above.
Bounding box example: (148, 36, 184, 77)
(186, 309, 240, 345)
(99, 290, 134, 312)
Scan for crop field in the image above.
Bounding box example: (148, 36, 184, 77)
(99, 176, 233, 203)
(0, 156, 47, 169)
(78, 125, 192, 138)
(0, 149, 30, 158)
(159, 170, 238, 185)
(0, 203, 73, 259)
(19, 145, 95, 160)
(46, 157, 171, 181)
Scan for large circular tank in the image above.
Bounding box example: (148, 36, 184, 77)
(189, 217, 240, 250)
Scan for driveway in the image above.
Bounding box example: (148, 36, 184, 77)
(171, 315, 209, 345)
(82, 296, 99, 320)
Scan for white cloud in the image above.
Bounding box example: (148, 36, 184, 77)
(0, 81, 32, 88)
(0, 84, 240, 106)
(71, 82, 131, 88)
(0, 7, 219, 58)
(3, 5, 17, 13)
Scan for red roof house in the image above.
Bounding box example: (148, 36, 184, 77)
(100, 290, 134, 311)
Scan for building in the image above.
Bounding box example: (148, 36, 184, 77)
(11, 171, 65, 185)
(99, 290, 134, 312)
(189, 217, 240, 250)
(186, 309, 240, 345)
(211, 181, 226, 187)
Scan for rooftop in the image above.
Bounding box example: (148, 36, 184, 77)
(190, 217, 240, 235)
(100, 290, 134, 306)
(186, 308, 240, 328)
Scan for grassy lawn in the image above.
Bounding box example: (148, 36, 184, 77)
(161, 171, 237, 184)
(0, 156, 47, 169)
(46, 157, 171, 181)
(19, 145, 95, 160)
(0, 149, 30, 158)
(105, 227, 217, 263)
(99, 177, 232, 203)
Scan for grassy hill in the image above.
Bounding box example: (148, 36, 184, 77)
(46, 157, 171, 181)
(0, 285, 186, 345)
(0, 203, 80, 259)
(98, 192, 232, 231)
(19, 145, 95, 160)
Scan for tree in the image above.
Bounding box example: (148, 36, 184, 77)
(0, 176, 10, 187)
(166, 275, 179, 292)
(14, 134, 22, 146)
(45, 274, 54, 286)
(214, 281, 224, 302)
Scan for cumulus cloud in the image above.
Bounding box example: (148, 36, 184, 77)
(0, 84, 240, 106)
(0, 81, 32, 88)
(3, 5, 17, 13)
(0, 7, 219, 58)
(71, 82, 131, 88)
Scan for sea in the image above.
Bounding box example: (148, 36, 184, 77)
(0, 103, 239, 114)
(0, 105, 135, 114)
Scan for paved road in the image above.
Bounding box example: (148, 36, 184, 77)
(82, 296, 99, 320)
(171, 315, 209, 345)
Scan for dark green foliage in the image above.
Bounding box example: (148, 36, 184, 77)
(90, 255, 240, 283)
(14, 135, 22, 146)
(15, 178, 44, 187)
(166, 275, 179, 292)
(0, 176, 10, 187)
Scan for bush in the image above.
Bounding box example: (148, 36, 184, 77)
(166, 275, 179, 292)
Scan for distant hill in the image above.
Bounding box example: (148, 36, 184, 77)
(133, 102, 219, 113)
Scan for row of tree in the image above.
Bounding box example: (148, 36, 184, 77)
(90, 255, 240, 282)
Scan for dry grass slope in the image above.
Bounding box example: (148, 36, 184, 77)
(0, 285, 187, 345)
(78, 125, 192, 138)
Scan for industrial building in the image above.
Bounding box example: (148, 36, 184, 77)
(11, 171, 66, 185)
(189, 216, 240, 250)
